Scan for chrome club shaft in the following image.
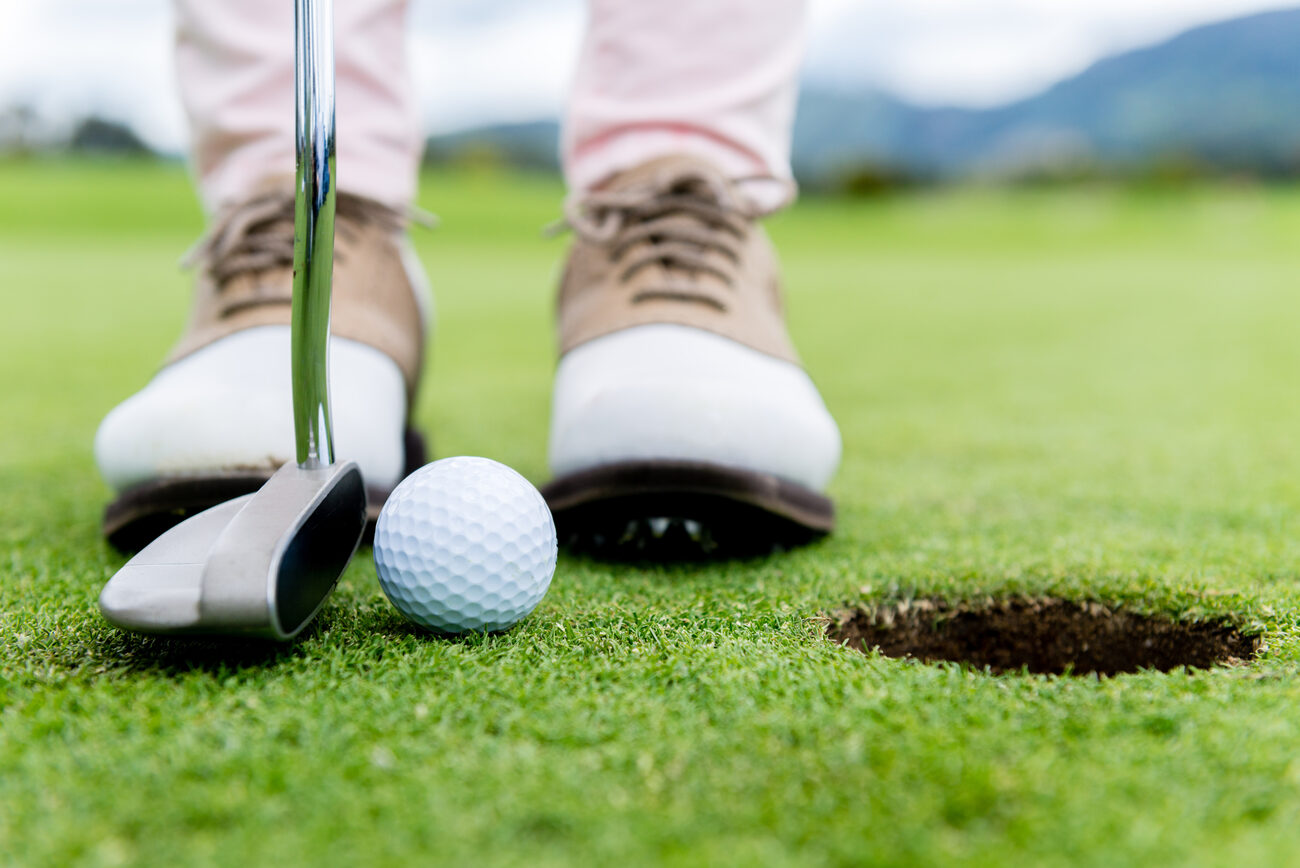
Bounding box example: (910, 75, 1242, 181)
(291, 0, 337, 469)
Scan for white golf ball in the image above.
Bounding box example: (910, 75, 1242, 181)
(373, 457, 557, 634)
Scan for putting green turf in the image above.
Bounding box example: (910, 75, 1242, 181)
(3, 159, 1300, 866)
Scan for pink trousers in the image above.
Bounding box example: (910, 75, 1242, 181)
(176, 0, 806, 212)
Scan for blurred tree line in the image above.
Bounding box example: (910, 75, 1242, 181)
(0, 105, 152, 158)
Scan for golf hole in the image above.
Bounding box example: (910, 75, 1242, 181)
(828, 597, 1259, 676)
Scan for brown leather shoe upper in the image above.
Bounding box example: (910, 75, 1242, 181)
(171, 188, 427, 401)
(556, 156, 799, 364)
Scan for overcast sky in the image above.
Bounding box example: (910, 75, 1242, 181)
(0, 0, 1295, 151)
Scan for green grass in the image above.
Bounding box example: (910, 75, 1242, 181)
(4, 159, 1300, 866)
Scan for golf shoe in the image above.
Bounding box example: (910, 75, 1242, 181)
(95, 187, 430, 550)
(542, 155, 841, 555)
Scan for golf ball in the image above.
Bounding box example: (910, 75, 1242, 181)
(374, 456, 557, 634)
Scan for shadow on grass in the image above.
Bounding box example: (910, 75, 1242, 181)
(85, 621, 322, 677)
(36, 602, 528, 681)
(356, 605, 543, 644)
(557, 530, 833, 573)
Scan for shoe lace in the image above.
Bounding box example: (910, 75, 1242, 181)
(550, 169, 791, 310)
(182, 192, 434, 286)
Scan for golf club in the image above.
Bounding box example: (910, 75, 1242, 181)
(97, 0, 366, 640)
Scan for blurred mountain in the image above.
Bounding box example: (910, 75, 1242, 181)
(69, 117, 153, 156)
(423, 120, 559, 171)
(426, 8, 1300, 185)
(793, 7, 1300, 182)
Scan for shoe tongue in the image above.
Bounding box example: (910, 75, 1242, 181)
(602, 155, 731, 197)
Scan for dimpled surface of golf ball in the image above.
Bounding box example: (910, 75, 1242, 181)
(374, 457, 557, 634)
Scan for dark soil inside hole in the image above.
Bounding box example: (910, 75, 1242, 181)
(828, 597, 1259, 676)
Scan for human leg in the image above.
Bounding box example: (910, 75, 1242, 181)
(546, 0, 840, 554)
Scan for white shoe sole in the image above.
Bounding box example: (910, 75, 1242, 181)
(544, 324, 841, 555)
(549, 323, 841, 490)
(96, 325, 408, 490)
(96, 326, 417, 548)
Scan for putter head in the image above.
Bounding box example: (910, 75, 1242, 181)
(99, 461, 366, 640)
